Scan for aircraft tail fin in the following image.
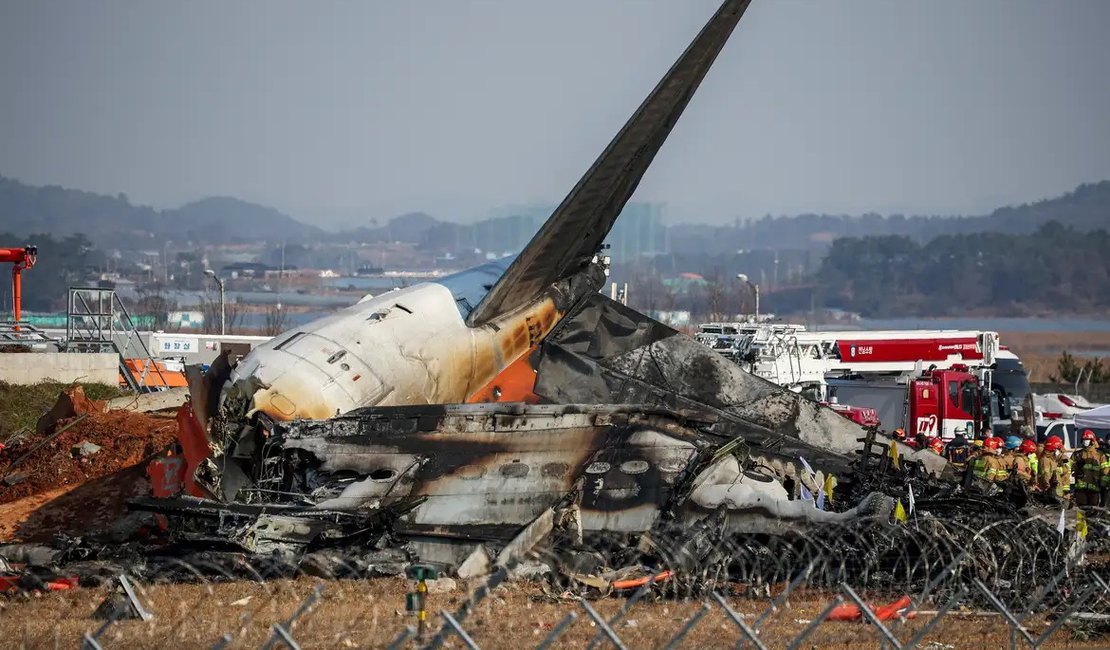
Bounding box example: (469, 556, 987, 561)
(466, 0, 751, 326)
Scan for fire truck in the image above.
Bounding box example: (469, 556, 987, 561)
(700, 325, 1031, 438)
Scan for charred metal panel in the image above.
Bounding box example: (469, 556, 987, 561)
(265, 403, 872, 539)
(534, 294, 948, 475)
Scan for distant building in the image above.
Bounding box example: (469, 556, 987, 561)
(606, 202, 666, 261)
(476, 201, 666, 261)
(220, 262, 272, 278)
(663, 272, 707, 293)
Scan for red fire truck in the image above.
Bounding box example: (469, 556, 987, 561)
(708, 326, 1030, 437)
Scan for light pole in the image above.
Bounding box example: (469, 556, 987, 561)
(204, 269, 226, 334)
(736, 273, 759, 322)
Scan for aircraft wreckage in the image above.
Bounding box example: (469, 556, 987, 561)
(119, 0, 957, 571)
(15, 0, 1072, 584)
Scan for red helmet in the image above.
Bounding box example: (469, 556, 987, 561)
(1018, 439, 1036, 454)
(929, 438, 945, 453)
(1044, 435, 1064, 452)
(1082, 429, 1098, 442)
(983, 437, 1002, 450)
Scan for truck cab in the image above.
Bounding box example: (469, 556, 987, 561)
(908, 364, 986, 440)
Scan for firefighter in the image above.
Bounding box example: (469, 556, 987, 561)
(946, 429, 972, 469)
(1071, 429, 1106, 507)
(962, 437, 985, 487)
(1037, 435, 1070, 501)
(1002, 435, 1032, 485)
(1102, 434, 1110, 504)
(894, 427, 918, 449)
(970, 436, 1006, 485)
(1019, 438, 1039, 478)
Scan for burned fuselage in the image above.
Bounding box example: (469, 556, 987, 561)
(169, 402, 890, 562)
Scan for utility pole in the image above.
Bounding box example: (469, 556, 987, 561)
(737, 273, 759, 322)
(204, 269, 226, 335)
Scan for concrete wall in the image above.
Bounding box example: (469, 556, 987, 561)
(0, 353, 118, 385)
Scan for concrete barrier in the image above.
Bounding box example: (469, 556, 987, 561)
(0, 352, 119, 385)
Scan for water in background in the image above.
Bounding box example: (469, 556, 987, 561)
(853, 317, 1110, 332)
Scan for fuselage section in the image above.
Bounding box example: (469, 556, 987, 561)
(226, 269, 560, 423)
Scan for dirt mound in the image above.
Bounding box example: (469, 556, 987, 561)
(0, 465, 154, 542)
(35, 385, 107, 435)
(0, 407, 176, 506)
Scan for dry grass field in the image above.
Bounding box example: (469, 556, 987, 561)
(999, 330, 1110, 382)
(0, 577, 1106, 649)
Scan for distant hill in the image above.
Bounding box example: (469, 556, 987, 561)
(667, 181, 1110, 254)
(163, 197, 323, 244)
(2, 173, 1106, 254)
(971, 181, 1110, 234)
(0, 175, 322, 248)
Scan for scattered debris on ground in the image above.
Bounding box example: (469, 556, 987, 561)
(0, 385, 177, 542)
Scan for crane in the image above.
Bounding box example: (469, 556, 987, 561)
(0, 245, 37, 331)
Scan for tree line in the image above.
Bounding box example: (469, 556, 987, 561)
(817, 222, 1110, 317)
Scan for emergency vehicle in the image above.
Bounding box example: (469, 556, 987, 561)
(697, 325, 1032, 438)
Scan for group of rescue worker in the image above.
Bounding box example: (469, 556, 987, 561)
(892, 425, 1110, 505)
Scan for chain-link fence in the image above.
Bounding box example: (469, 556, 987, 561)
(4, 511, 1109, 649)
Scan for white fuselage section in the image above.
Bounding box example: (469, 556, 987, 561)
(227, 275, 559, 422)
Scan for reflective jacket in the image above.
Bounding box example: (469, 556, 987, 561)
(1003, 451, 1033, 483)
(971, 452, 990, 480)
(1071, 445, 1107, 492)
(1037, 451, 1070, 497)
(985, 454, 1008, 483)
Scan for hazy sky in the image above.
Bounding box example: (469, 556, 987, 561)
(2, 1, 1109, 226)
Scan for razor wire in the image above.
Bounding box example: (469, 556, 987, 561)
(7, 510, 1109, 649)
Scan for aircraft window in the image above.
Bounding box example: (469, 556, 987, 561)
(369, 468, 396, 482)
(620, 460, 650, 475)
(585, 461, 611, 474)
(499, 461, 529, 478)
(542, 462, 569, 478)
(274, 332, 305, 351)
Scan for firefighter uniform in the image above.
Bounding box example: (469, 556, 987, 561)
(1072, 436, 1106, 507)
(946, 435, 972, 469)
(969, 449, 990, 481)
(985, 454, 1008, 483)
(1037, 451, 1070, 499)
(990, 452, 1016, 483)
(1102, 450, 1110, 503)
(1006, 451, 1033, 485)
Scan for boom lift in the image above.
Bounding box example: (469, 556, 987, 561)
(0, 245, 37, 331)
